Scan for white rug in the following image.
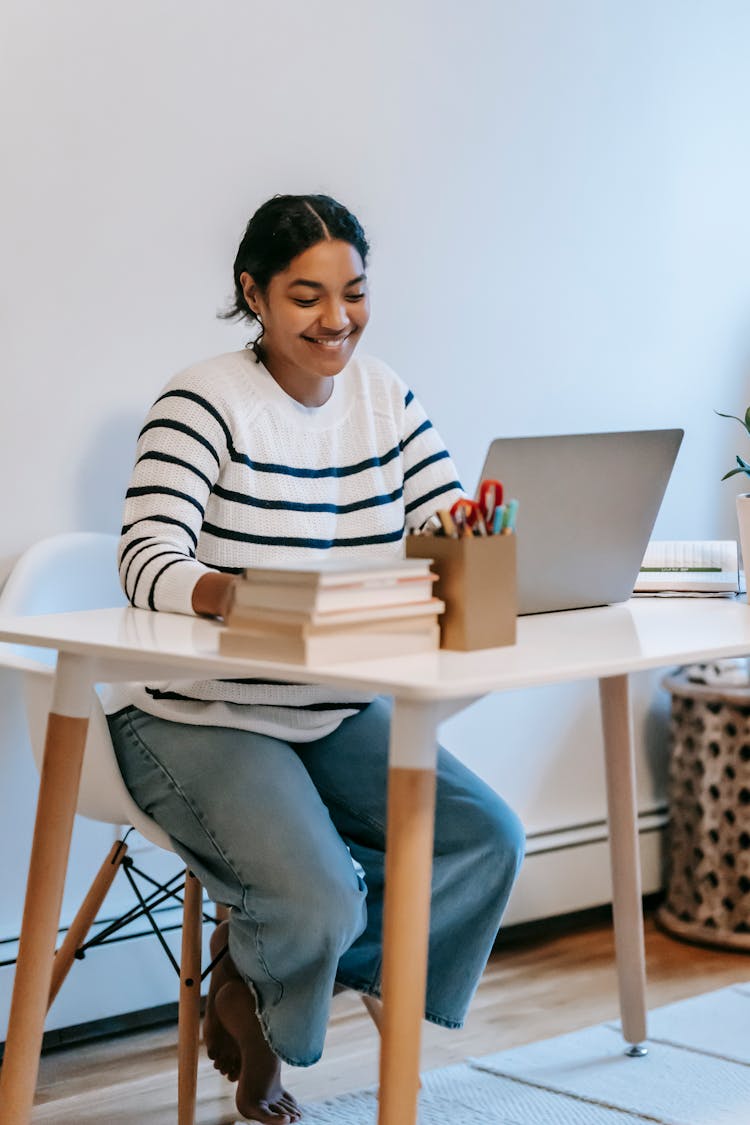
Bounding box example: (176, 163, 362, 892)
(296, 983, 750, 1124)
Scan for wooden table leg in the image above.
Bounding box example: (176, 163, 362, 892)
(599, 674, 648, 1054)
(0, 654, 94, 1125)
(177, 870, 203, 1125)
(378, 699, 439, 1125)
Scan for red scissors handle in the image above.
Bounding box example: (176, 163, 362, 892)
(477, 479, 504, 524)
(450, 498, 486, 536)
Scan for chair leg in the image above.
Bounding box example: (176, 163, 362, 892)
(178, 869, 203, 1125)
(47, 839, 129, 1009)
(361, 994, 383, 1036)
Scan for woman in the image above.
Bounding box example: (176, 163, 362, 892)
(105, 194, 525, 1124)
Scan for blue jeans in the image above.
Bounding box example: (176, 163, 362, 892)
(107, 697, 524, 1066)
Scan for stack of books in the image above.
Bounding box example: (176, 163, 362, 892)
(219, 557, 444, 663)
(633, 540, 740, 596)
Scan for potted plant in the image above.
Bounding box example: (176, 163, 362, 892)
(717, 406, 750, 599)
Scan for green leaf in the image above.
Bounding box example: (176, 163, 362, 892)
(722, 468, 744, 480)
(737, 455, 750, 473)
(745, 406, 750, 430)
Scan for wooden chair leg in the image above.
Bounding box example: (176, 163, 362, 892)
(361, 994, 383, 1035)
(214, 902, 230, 923)
(47, 840, 129, 1009)
(178, 869, 203, 1125)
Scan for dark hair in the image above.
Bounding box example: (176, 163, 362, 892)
(220, 194, 370, 331)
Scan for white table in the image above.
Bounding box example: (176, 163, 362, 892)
(1, 596, 750, 1125)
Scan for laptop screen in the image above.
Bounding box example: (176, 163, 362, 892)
(478, 429, 683, 615)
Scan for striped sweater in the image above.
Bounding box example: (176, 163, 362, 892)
(103, 348, 464, 740)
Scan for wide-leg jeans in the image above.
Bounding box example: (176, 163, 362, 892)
(107, 696, 525, 1066)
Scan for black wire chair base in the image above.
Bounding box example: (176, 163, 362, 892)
(73, 851, 226, 984)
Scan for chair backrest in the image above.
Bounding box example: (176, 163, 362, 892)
(0, 532, 173, 851)
(1, 532, 126, 665)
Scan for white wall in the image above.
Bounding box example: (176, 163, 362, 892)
(2, 0, 750, 1029)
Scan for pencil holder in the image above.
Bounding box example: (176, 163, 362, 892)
(406, 534, 517, 650)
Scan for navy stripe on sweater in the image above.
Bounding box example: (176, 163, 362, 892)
(199, 524, 405, 549)
(136, 450, 213, 493)
(121, 515, 198, 550)
(153, 389, 405, 479)
(400, 418, 432, 451)
(402, 449, 450, 482)
(130, 550, 185, 606)
(123, 540, 172, 591)
(148, 558, 185, 610)
(404, 479, 463, 515)
(139, 419, 221, 467)
(126, 485, 205, 518)
(211, 482, 404, 514)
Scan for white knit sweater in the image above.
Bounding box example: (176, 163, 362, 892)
(103, 348, 464, 740)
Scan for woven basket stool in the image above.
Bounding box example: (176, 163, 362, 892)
(657, 671, 750, 951)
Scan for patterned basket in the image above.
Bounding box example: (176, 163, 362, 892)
(657, 672, 750, 951)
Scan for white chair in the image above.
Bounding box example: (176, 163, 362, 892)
(0, 532, 382, 1121)
(0, 532, 205, 1123)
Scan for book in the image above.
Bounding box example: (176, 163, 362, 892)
(231, 575, 437, 614)
(219, 615, 441, 664)
(226, 598, 445, 632)
(237, 557, 433, 586)
(232, 559, 436, 614)
(633, 540, 740, 594)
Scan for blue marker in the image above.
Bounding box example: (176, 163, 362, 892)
(501, 498, 519, 534)
(492, 504, 505, 535)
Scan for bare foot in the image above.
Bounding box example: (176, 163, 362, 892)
(215, 977, 302, 1123)
(203, 920, 241, 1081)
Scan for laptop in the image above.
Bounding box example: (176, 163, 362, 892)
(478, 428, 684, 615)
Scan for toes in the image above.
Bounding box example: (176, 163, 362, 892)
(260, 1103, 291, 1123)
(210, 1055, 241, 1081)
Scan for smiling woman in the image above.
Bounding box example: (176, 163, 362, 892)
(241, 238, 370, 405)
(102, 192, 525, 1123)
(223, 195, 372, 406)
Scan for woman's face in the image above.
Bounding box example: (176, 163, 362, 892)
(241, 239, 370, 383)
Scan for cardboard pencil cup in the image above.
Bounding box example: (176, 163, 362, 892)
(406, 533, 517, 650)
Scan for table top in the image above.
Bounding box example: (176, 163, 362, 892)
(1, 598, 750, 701)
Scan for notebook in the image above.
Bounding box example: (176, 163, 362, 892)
(478, 428, 684, 615)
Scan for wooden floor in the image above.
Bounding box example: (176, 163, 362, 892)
(29, 911, 749, 1123)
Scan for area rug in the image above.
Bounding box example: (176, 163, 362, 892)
(294, 982, 750, 1124)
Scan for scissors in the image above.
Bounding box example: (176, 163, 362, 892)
(450, 497, 487, 537)
(477, 479, 504, 526)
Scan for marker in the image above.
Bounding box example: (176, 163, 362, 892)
(501, 498, 519, 535)
(492, 505, 505, 535)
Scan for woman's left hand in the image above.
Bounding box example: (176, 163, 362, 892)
(191, 571, 236, 619)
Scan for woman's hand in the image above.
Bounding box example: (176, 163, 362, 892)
(191, 571, 236, 619)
